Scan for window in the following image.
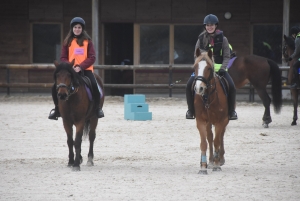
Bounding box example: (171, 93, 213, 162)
(140, 25, 169, 64)
(174, 25, 202, 64)
(32, 23, 61, 63)
(253, 25, 282, 63)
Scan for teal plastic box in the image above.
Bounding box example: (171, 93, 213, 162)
(124, 94, 152, 121)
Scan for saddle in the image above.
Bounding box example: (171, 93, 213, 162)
(81, 75, 93, 93)
(216, 73, 229, 97)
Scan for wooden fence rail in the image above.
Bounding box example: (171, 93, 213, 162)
(0, 64, 290, 101)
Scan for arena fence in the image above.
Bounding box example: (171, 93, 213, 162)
(0, 64, 290, 101)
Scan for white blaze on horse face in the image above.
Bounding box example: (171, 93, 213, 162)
(195, 61, 206, 95)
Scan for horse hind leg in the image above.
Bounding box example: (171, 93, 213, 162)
(87, 119, 97, 166)
(256, 88, 272, 128)
(291, 90, 298, 126)
(213, 151, 222, 171)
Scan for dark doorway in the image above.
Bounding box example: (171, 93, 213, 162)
(104, 23, 133, 96)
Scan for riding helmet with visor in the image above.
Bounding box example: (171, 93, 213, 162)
(70, 17, 85, 29)
(290, 26, 300, 36)
(203, 14, 219, 26)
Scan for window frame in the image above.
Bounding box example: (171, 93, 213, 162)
(30, 22, 63, 64)
(134, 23, 200, 66)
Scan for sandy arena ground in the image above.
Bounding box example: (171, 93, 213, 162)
(0, 94, 299, 201)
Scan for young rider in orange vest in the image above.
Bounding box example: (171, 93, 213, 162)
(185, 14, 238, 120)
(48, 17, 104, 120)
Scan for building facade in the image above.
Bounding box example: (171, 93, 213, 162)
(0, 0, 299, 94)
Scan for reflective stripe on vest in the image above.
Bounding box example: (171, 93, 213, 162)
(211, 44, 232, 71)
(69, 39, 93, 71)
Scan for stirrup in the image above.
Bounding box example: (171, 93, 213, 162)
(229, 111, 238, 120)
(48, 109, 59, 120)
(97, 109, 104, 118)
(186, 110, 195, 119)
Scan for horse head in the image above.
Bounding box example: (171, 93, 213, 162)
(53, 60, 81, 101)
(193, 48, 214, 96)
(283, 35, 295, 63)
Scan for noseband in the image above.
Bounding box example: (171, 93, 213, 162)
(56, 82, 78, 100)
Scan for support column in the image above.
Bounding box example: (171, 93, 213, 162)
(92, 0, 99, 73)
(282, 0, 290, 99)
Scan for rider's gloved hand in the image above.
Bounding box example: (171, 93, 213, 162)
(217, 68, 226, 76)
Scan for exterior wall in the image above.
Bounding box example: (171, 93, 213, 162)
(0, 0, 300, 94)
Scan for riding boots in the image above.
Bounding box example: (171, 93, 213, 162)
(186, 76, 195, 119)
(224, 71, 238, 120)
(48, 106, 60, 120)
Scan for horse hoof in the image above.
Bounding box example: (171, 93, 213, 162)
(291, 121, 297, 126)
(198, 170, 208, 175)
(207, 162, 214, 169)
(213, 166, 222, 171)
(86, 160, 94, 166)
(67, 162, 74, 167)
(72, 166, 80, 171)
(262, 123, 269, 128)
(220, 158, 225, 166)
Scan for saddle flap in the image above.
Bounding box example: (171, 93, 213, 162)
(218, 75, 229, 97)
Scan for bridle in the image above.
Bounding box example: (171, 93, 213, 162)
(194, 66, 216, 108)
(282, 43, 289, 63)
(56, 76, 78, 101)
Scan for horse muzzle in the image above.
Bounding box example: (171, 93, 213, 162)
(57, 83, 70, 100)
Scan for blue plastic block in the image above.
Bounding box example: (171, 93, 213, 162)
(125, 112, 152, 121)
(124, 94, 145, 104)
(124, 94, 152, 121)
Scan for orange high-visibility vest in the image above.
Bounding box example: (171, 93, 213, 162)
(68, 39, 93, 71)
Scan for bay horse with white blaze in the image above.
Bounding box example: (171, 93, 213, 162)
(194, 49, 229, 175)
(283, 35, 299, 125)
(53, 60, 105, 171)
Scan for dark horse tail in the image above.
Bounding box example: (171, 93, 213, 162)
(268, 59, 282, 113)
(83, 120, 90, 137)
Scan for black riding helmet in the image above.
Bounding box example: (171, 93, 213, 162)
(70, 17, 85, 29)
(290, 26, 300, 36)
(203, 14, 219, 25)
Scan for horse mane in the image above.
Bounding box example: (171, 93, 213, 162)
(193, 52, 214, 69)
(53, 62, 83, 88)
(285, 36, 295, 50)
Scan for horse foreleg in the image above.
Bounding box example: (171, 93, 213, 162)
(63, 122, 74, 167)
(219, 131, 225, 166)
(213, 125, 226, 171)
(206, 123, 214, 169)
(291, 89, 298, 126)
(87, 119, 97, 166)
(256, 88, 272, 128)
(197, 121, 208, 175)
(73, 124, 84, 171)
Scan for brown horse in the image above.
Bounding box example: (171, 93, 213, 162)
(193, 49, 229, 174)
(228, 54, 282, 128)
(283, 35, 299, 125)
(53, 60, 105, 171)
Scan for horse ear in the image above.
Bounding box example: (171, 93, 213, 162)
(54, 60, 59, 67)
(195, 48, 201, 58)
(208, 49, 213, 59)
(70, 59, 75, 66)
